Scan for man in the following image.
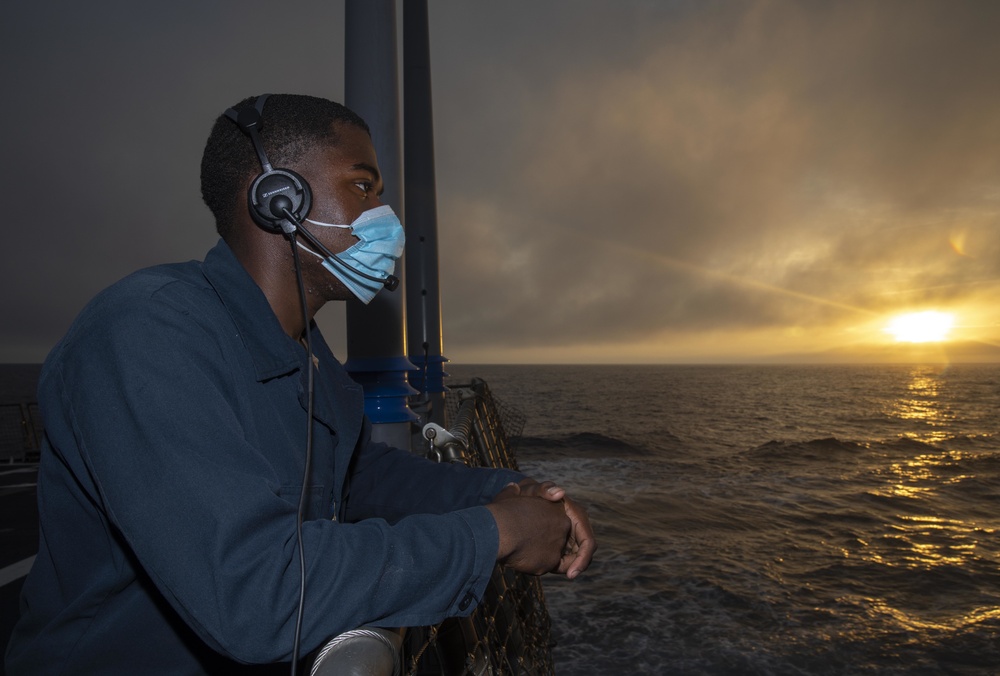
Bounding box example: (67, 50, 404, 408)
(6, 94, 594, 674)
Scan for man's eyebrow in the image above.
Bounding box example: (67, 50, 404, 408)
(351, 162, 381, 183)
(351, 162, 384, 196)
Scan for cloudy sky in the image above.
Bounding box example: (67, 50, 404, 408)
(2, 1, 998, 364)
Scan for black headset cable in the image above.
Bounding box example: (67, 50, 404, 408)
(286, 219, 315, 676)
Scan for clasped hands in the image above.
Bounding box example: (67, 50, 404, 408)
(486, 478, 596, 579)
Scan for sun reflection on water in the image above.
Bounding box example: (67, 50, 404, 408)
(835, 596, 1000, 634)
(834, 424, 996, 642)
(858, 509, 989, 570)
(863, 370, 990, 582)
(884, 367, 957, 443)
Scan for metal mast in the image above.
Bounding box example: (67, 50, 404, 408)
(403, 0, 449, 426)
(344, 0, 417, 449)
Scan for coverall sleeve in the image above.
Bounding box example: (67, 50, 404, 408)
(342, 422, 525, 524)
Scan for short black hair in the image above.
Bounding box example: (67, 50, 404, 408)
(200, 94, 370, 240)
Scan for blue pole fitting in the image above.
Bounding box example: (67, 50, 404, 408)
(408, 354, 449, 395)
(345, 355, 420, 424)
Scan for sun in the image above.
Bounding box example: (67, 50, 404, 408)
(885, 311, 955, 343)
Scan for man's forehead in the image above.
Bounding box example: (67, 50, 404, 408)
(322, 124, 379, 171)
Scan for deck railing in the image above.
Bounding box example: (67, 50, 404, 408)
(402, 379, 554, 676)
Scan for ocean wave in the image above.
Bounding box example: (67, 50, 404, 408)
(743, 437, 867, 461)
(943, 432, 999, 451)
(743, 435, 1000, 464)
(517, 431, 655, 457)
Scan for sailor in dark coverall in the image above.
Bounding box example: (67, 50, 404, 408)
(6, 94, 594, 674)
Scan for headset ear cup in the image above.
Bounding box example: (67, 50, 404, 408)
(248, 169, 312, 233)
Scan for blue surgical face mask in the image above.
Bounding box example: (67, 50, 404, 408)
(299, 205, 405, 304)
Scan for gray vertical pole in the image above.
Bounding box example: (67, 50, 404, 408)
(403, 0, 448, 426)
(344, 0, 417, 449)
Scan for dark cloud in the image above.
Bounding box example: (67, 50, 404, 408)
(2, 1, 998, 363)
(428, 0, 1000, 356)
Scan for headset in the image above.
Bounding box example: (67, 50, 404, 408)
(224, 95, 311, 235)
(224, 94, 398, 290)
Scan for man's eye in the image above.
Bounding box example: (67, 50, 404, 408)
(356, 182, 372, 195)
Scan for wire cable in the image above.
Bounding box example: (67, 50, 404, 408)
(286, 222, 315, 676)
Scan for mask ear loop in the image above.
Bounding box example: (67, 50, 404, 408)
(304, 218, 351, 228)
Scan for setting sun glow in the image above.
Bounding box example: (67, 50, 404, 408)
(885, 312, 955, 343)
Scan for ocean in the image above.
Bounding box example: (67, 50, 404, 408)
(445, 363, 1000, 676)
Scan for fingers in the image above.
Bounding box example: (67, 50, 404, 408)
(495, 482, 522, 500)
(560, 497, 597, 579)
(516, 478, 566, 502)
(566, 531, 597, 579)
(540, 482, 566, 502)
